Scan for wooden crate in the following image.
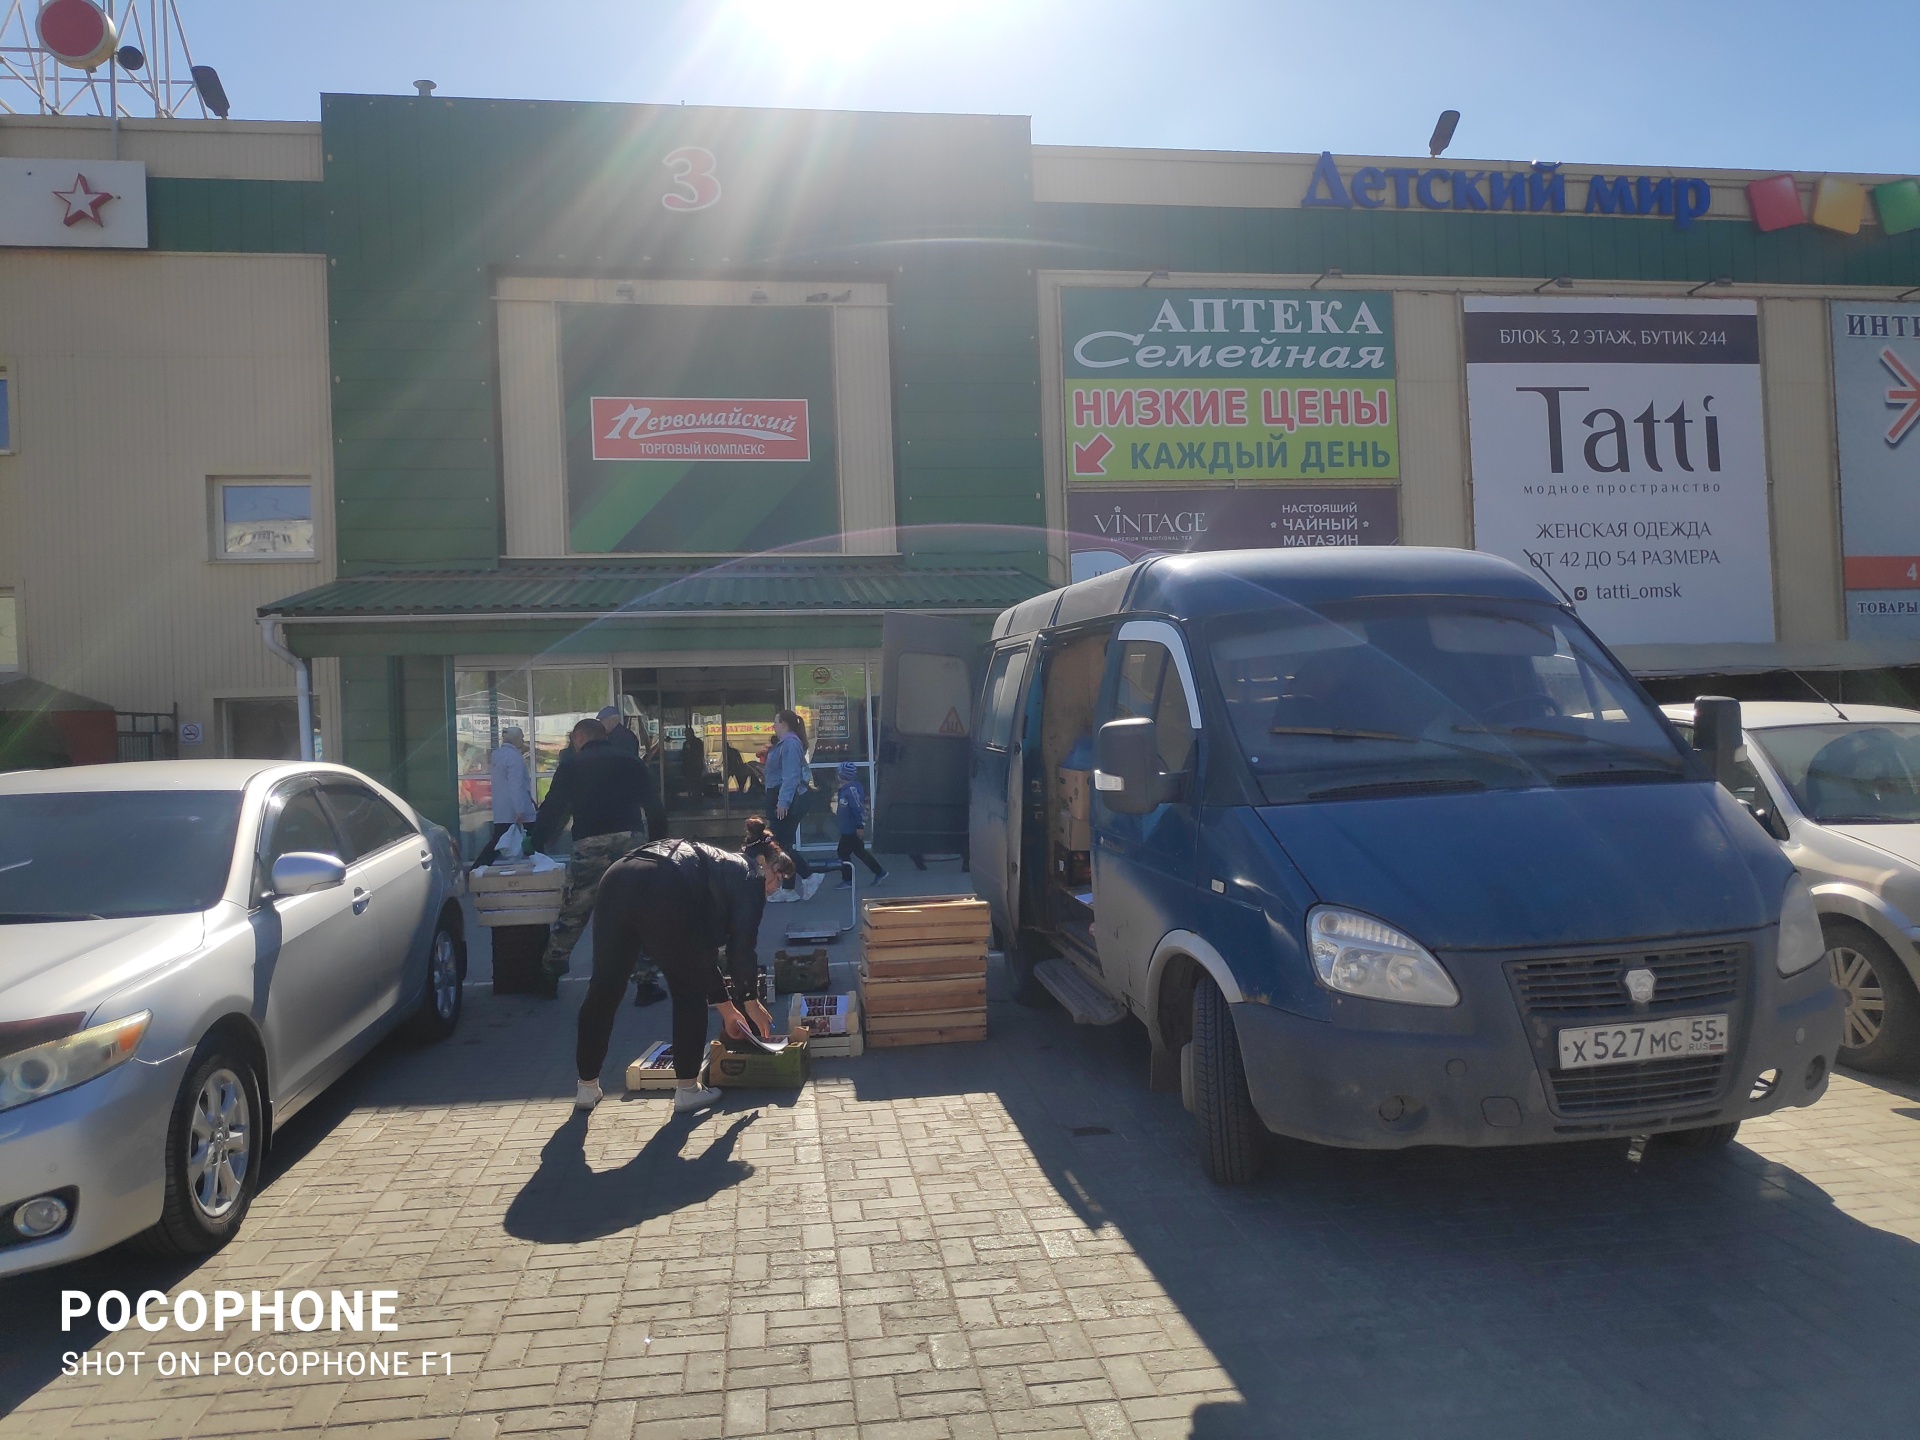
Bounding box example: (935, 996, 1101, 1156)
(472, 862, 566, 929)
(866, 1021, 987, 1049)
(861, 896, 991, 945)
(859, 975, 987, 1015)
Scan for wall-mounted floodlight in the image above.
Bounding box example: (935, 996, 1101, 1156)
(1309, 267, 1342, 290)
(748, 288, 769, 303)
(1428, 110, 1461, 158)
(614, 282, 636, 300)
(1533, 275, 1573, 293)
(191, 64, 229, 118)
(1896, 287, 1920, 302)
(1686, 276, 1734, 296)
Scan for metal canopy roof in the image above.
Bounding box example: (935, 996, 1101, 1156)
(261, 558, 1047, 622)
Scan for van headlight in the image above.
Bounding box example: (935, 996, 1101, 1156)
(0, 1012, 150, 1113)
(1307, 908, 1460, 1007)
(1777, 876, 1826, 977)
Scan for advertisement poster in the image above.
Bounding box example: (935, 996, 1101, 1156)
(560, 303, 838, 554)
(1464, 296, 1774, 646)
(1833, 302, 1920, 637)
(793, 662, 868, 762)
(1061, 288, 1399, 485)
(1067, 486, 1399, 581)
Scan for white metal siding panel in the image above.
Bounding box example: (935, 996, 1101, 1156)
(0, 116, 321, 182)
(1391, 292, 1471, 548)
(0, 250, 335, 747)
(1762, 298, 1844, 645)
(497, 298, 566, 557)
(833, 303, 897, 552)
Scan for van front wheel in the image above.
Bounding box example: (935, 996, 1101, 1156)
(1191, 976, 1262, 1184)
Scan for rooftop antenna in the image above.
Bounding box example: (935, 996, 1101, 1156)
(1786, 668, 1848, 722)
(0, 0, 223, 119)
(1526, 552, 1580, 609)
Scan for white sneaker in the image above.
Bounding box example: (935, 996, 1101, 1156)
(766, 886, 795, 903)
(801, 873, 824, 900)
(574, 1080, 602, 1110)
(673, 1084, 723, 1113)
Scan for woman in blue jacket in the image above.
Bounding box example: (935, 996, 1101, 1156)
(763, 709, 821, 898)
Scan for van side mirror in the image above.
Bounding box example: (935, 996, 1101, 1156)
(271, 851, 346, 900)
(1096, 718, 1182, 815)
(1692, 696, 1742, 790)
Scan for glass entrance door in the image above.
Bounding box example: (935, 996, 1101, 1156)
(622, 666, 786, 843)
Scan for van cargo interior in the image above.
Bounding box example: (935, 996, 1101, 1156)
(1036, 632, 1108, 949)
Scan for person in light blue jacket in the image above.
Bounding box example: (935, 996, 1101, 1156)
(763, 709, 821, 899)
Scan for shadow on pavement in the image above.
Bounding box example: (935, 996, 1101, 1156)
(502, 1107, 758, 1244)
(847, 967, 1920, 1440)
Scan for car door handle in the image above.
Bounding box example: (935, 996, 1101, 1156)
(418, 850, 432, 871)
(352, 887, 371, 915)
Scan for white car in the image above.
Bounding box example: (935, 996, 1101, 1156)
(1665, 701, 1920, 1073)
(0, 761, 466, 1275)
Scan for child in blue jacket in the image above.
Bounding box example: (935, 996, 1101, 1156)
(835, 761, 887, 888)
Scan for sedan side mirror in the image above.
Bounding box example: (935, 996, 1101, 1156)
(1096, 718, 1182, 816)
(1692, 696, 1742, 790)
(271, 851, 346, 899)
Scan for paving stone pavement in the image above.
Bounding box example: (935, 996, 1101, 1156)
(5, 859, 1920, 1439)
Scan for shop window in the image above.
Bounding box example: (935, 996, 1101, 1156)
(455, 666, 611, 856)
(0, 591, 17, 671)
(212, 479, 314, 560)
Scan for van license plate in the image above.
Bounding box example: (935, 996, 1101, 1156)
(1556, 1014, 1728, 1070)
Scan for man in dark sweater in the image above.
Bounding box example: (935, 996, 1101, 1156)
(530, 719, 654, 993)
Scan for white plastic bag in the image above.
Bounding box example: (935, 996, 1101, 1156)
(497, 823, 528, 858)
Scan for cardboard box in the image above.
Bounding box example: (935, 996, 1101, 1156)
(707, 1037, 812, 1089)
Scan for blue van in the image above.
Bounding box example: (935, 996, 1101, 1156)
(963, 548, 1843, 1182)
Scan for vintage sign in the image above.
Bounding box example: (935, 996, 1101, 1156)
(589, 396, 810, 463)
(0, 158, 147, 248)
(1464, 296, 1774, 646)
(1067, 486, 1398, 582)
(1062, 288, 1399, 485)
(1833, 303, 1920, 637)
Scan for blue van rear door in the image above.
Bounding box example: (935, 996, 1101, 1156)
(876, 612, 981, 859)
(970, 641, 1033, 938)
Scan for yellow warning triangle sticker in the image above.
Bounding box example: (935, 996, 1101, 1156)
(938, 706, 966, 736)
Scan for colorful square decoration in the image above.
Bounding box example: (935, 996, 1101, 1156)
(1811, 176, 1868, 235)
(1746, 174, 1806, 231)
(1873, 178, 1920, 237)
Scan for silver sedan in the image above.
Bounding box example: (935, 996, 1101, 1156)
(0, 760, 466, 1275)
(1666, 700, 1920, 1074)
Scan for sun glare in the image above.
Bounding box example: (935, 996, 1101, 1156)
(720, 0, 996, 73)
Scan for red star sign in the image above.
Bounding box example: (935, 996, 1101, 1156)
(52, 173, 114, 226)
(1884, 347, 1920, 447)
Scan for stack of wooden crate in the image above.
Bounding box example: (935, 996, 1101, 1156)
(858, 897, 990, 1047)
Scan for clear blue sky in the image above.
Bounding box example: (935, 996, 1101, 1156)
(188, 0, 1917, 174)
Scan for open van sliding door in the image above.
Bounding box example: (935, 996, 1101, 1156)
(876, 613, 981, 866)
(969, 640, 1034, 939)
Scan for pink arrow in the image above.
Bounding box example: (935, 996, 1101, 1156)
(1073, 433, 1114, 475)
(1884, 347, 1920, 446)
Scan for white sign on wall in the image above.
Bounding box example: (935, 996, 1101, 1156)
(1832, 302, 1920, 637)
(1465, 296, 1773, 646)
(0, 157, 148, 248)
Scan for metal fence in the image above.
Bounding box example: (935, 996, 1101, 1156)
(116, 707, 179, 762)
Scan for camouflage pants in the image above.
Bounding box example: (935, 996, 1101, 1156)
(542, 829, 646, 977)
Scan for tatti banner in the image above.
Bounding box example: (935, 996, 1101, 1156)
(1067, 487, 1399, 582)
(1464, 296, 1774, 646)
(1832, 302, 1920, 638)
(1061, 288, 1399, 484)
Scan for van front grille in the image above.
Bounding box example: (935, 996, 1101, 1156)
(1548, 1056, 1727, 1116)
(1506, 944, 1743, 1017)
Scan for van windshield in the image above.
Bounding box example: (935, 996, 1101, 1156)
(1205, 596, 1693, 805)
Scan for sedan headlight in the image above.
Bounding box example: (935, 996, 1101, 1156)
(0, 1012, 150, 1113)
(1307, 907, 1460, 1007)
(1777, 875, 1826, 977)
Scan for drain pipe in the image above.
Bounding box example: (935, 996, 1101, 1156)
(260, 616, 315, 761)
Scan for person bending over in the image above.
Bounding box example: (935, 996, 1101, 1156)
(574, 818, 794, 1114)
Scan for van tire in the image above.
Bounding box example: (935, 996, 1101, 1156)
(1662, 1120, 1741, 1149)
(1824, 919, 1920, 1074)
(1191, 976, 1261, 1184)
(128, 1043, 264, 1258)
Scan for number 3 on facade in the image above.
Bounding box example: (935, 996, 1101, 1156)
(662, 146, 721, 211)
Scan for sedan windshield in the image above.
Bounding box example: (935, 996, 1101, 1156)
(1747, 723, 1920, 823)
(0, 791, 243, 922)
(1207, 596, 1694, 805)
